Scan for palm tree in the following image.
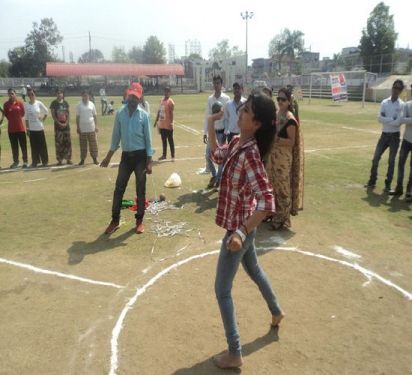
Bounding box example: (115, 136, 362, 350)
(268, 29, 304, 75)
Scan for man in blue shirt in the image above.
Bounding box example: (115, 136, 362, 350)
(100, 83, 153, 234)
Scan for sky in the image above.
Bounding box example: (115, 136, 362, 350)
(0, 0, 410, 64)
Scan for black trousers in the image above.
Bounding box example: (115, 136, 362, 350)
(29, 130, 48, 166)
(112, 150, 147, 222)
(160, 128, 175, 158)
(369, 132, 400, 186)
(8, 131, 28, 163)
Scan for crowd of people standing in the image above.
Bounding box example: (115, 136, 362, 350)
(203, 75, 304, 231)
(0, 88, 104, 168)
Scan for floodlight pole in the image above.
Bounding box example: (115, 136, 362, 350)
(241, 11, 254, 84)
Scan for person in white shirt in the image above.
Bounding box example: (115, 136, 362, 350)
(203, 75, 230, 189)
(100, 87, 107, 116)
(21, 85, 27, 102)
(390, 84, 412, 199)
(107, 101, 114, 115)
(365, 79, 405, 191)
(25, 89, 49, 167)
(224, 82, 246, 143)
(138, 95, 150, 116)
(76, 91, 99, 165)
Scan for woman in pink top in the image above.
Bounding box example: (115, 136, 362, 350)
(154, 87, 175, 161)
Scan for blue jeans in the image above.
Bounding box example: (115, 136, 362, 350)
(205, 131, 226, 180)
(369, 132, 400, 186)
(395, 139, 412, 192)
(112, 150, 147, 222)
(215, 229, 282, 356)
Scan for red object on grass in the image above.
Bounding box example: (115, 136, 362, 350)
(128, 198, 150, 212)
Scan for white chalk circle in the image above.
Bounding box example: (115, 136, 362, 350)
(108, 245, 412, 375)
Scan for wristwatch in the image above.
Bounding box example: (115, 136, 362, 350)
(235, 229, 246, 242)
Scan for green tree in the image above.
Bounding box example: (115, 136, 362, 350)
(0, 60, 10, 77)
(143, 36, 166, 64)
(78, 49, 104, 63)
(128, 46, 144, 63)
(27, 18, 62, 76)
(188, 53, 203, 60)
(208, 40, 244, 61)
(8, 18, 62, 77)
(359, 2, 397, 73)
(332, 53, 344, 70)
(8, 47, 32, 77)
(112, 46, 129, 63)
(268, 29, 304, 74)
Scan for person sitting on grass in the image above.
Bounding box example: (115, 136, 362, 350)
(207, 93, 284, 369)
(107, 101, 115, 115)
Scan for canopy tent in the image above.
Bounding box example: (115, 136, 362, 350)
(46, 63, 184, 77)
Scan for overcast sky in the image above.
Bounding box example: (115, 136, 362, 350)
(0, 0, 410, 64)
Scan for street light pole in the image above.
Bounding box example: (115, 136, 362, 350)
(241, 11, 254, 84)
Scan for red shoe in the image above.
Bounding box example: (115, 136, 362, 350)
(135, 220, 144, 234)
(104, 220, 120, 234)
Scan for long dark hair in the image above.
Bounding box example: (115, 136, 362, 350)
(278, 87, 294, 113)
(248, 94, 276, 159)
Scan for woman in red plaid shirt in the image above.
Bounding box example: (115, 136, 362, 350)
(207, 93, 284, 369)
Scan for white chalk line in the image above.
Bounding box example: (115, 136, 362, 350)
(23, 178, 47, 183)
(0, 257, 125, 289)
(341, 126, 381, 135)
(257, 246, 412, 301)
(108, 250, 219, 375)
(332, 245, 362, 260)
(174, 121, 201, 135)
(305, 145, 372, 153)
(108, 244, 412, 375)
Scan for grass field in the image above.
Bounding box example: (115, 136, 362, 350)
(0, 94, 411, 375)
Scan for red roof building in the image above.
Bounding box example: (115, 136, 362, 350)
(46, 63, 184, 77)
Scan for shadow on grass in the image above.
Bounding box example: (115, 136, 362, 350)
(255, 223, 296, 251)
(385, 195, 412, 213)
(67, 229, 135, 265)
(171, 328, 279, 375)
(175, 189, 218, 213)
(361, 188, 388, 207)
(362, 188, 412, 212)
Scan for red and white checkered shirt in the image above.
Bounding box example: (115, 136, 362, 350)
(212, 136, 275, 231)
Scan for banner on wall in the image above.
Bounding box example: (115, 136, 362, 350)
(330, 73, 348, 101)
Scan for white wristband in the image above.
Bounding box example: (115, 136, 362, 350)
(235, 229, 246, 242)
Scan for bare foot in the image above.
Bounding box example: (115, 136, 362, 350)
(213, 352, 243, 369)
(272, 312, 285, 327)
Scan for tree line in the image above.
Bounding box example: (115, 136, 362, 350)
(0, 2, 399, 78)
(2, 18, 168, 78)
(266, 2, 398, 75)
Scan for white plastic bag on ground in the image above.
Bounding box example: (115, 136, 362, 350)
(164, 172, 182, 188)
